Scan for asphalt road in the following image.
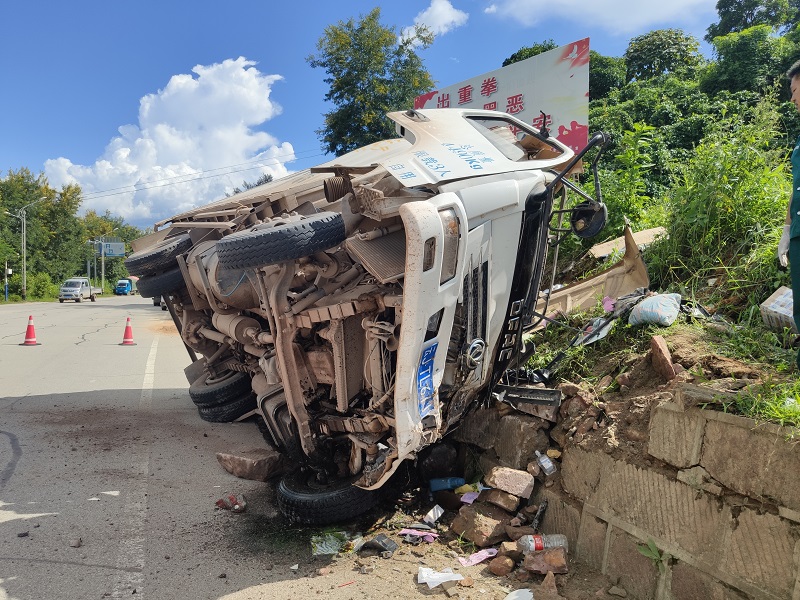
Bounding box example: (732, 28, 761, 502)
(0, 295, 288, 600)
(0, 296, 511, 600)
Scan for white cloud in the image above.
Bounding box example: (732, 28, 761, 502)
(485, 0, 717, 35)
(45, 57, 295, 228)
(484, 4, 498, 14)
(401, 0, 469, 43)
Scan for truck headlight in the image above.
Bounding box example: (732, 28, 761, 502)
(438, 208, 460, 284)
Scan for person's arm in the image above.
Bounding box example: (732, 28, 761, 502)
(780, 200, 792, 266)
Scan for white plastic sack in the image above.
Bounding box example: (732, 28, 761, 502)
(417, 566, 463, 588)
(628, 293, 682, 327)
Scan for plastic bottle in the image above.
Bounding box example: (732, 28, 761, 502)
(517, 533, 569, 554)
(535, 450, 557, 476)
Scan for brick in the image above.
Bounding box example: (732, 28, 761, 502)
(498, 540, 523, 561)
(651, 335, 676, 381)
(493, 413, 549, 469)
(590, 458, 727, 565)
(522, 546, 568, 574)
(488, 555, 515, 576)
(449, 502, 513, 548)
(561, 445, 614, 501)
(648, 403, 705, 468)
(605, 529, 658, 600)
(670, 561, 749, 600)
(484, 466, 535, 498)
(719, 509, 795, 597)
(479, 488, 520, 513)
(700, 415, 800, 512)
(575, 513, 607, 571)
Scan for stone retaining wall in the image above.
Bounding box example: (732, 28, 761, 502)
(539, 383, 800, 600)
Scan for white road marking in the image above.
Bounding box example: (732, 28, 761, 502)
(112, 338, 158, 598)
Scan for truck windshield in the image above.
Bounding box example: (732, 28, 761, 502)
(64, 281, 81, 288)
(466, 116, 562, 163)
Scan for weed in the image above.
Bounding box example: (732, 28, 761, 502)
(637, 539, 670, 575)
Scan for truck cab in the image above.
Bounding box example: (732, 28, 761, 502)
(58, 278, 98, 303)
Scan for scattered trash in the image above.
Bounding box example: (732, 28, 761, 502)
(460, 491, 480, 504)
(628, 293, 682, 327)
(338, 581, 355, 587)
(518, 533, 569, 553)
(784, 397, 799, 410)
(603, 296, 615, 312)
(17, 531, 29, 538)
(535, 450, 557, 476)
(429, 477, 466, 493)
(359, 564, 375, 574)
(215, 494, 247, 513)
(399, 528, 439, 543)
(289, 564, 299, 571)
(504, 589, 534, 600)
(361, 533, 398, 557)
(458, 548, 498, 567)
(69, 538, 82, 548)
(311, 530, 364, 555)
(423, 504, 444, 525)
(417, 566, 464, 589)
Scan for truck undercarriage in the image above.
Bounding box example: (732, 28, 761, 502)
(126, 108, 610, 524)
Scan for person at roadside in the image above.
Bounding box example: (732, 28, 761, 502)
(779, 60, 800, 367)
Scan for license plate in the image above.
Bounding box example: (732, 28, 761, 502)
(417, 342, 438, 418)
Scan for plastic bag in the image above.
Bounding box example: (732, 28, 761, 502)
(417, 566, 463, 588)
(628, 293, 682, 327)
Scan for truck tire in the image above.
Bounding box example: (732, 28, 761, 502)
(90, 294, 97, 302)
(76, 297, 82, 303)
(216, 212, 345, 270)
(137, 268, 184, 299)
(189, 370, 252, 408)
(59, 299, 64, 303)
(196, 393, 257, 423)
(124, 233, 192, 277)
(277, 470, 380, 526)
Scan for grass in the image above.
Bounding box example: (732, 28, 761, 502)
(525, 299, 800, 432)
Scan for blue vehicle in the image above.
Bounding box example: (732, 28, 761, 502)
(114, 278, 136, 295)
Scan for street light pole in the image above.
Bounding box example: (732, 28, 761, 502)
(5, 196, 46, 300)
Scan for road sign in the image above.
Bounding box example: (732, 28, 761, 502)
(96, 242, 125, 257)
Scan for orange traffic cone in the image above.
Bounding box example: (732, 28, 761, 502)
(120, 317, 137, 346)
(20, 315, 41, 346)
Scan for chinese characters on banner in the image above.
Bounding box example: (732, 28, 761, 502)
(414, 38, 590, 152)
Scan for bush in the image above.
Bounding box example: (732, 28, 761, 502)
(29, 272, 58, 299)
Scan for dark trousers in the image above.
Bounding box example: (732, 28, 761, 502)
(791, 237, 800, 366)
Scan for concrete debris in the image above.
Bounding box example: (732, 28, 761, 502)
(450, 503, 512, 547)
(69, 538, 82, 548)
(607, 585, 628, 597)
(215, 447, 288, 481)
(488, 555, 515, 576)
(522, 546, 568, 574)
(479, 488, 521, 513)
(650, 335, 676, 381)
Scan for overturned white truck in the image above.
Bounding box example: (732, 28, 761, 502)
(126, 108, 610, 524)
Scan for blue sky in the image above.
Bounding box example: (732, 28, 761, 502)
(0, 0, 718, 228)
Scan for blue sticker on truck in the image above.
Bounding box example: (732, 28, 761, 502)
(417, 342, 438, 418)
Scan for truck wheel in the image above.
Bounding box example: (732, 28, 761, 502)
(90, 294, 97, 302)
(196, 393, 257, 423)
(59, 299, 64, 303)
(137, 268, 184, 298)
(189, 370, 252, 407)
(76, 297, 82, 303)
(124, 233, 192, 277)
(277, 470, 380, 526)
(216, 212, 345, 270)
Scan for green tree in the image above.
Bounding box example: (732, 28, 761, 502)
(228, 172, 273, 196)
(589, 51, 626, 100)
(307, 7, 434, 155)
(501, 39, 558, 67)
(624, 29, 703, 82)
(706, 0, 791, 42)
(701, 25, 795, 94)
